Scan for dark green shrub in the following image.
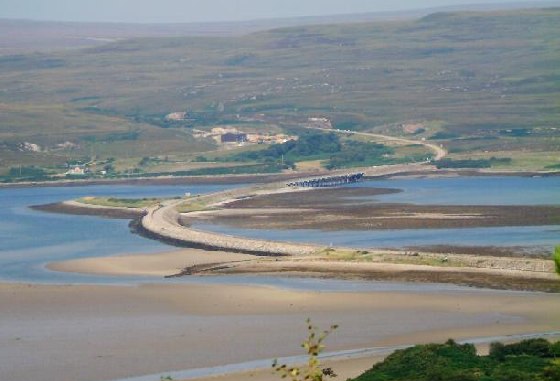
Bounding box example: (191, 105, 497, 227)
(351, 339, 558, 381)
(553, 245, 560, 275)
(490, 338, 551, 359)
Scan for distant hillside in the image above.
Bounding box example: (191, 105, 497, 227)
(0, 7, 559, 177)
(1, 1, 559, 54)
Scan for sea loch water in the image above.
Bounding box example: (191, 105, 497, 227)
(0, 176, 558, 284)
(0, 183, 238, 283)
(195, 176, 560, 251)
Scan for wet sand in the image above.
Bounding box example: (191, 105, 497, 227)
(50, 246, 559, 292)
(2, 280, 560, 381)
(48, 248, 258, 277)
(185, 356, 384, 381)
(209, 258, 560, 293)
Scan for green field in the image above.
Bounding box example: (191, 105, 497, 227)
(1, 8, 559, 178)
(77, 197, 162, 209)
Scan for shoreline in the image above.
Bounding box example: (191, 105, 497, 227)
(0, 172, 323, 189)
(3, 167, 559, 189)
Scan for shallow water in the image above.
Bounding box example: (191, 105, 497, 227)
(0, 184, 237, 283)
(353, 176, 560, 205)
(193, 222, 560, 252)
(1, 176, 558, 284)
(195, 176, 560, 252)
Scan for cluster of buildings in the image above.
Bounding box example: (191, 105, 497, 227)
(192, 127, 298, 146)
(65, 165, 89, 176)
(164, 112, 189, 121)
(307, 117, 332, 129)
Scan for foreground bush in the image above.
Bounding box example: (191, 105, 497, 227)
(351, 339, 560, 381)
(273, 319, 338, 381)
(553, 245, 560, 275)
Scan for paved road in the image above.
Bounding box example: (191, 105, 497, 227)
(307, 126, 448, 161)
(141, 197, 318, 255)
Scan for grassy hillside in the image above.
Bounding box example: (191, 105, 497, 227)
(1, 8, 559, 177)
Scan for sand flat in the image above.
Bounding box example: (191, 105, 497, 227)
(48, 247, 559, 293)
(182, 356, 385, 381)
(48, 248, 258, 277)
(1, 281, 559, 381)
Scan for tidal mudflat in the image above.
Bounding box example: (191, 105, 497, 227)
(2, 281, 559, 381)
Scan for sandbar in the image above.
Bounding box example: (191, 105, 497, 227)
(48, 248, 258, 277)
(49, 247, 559, 292)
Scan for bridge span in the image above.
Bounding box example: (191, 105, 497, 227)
(287, 172, 364, 188)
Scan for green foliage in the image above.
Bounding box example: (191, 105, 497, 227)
(434, 158, 491, 169)
(139, 156, 151, 166)
(490, 338, 553, 359)
(103, 163, 116, 173)
(2, 165, 52, 181)
(553, 246, 560, 275)
(551, 341, 560, 358)
(351, 338, 560, 381)
(325, 141, 394, 169)
(434, 157, 511, 169)
(430, 131, 461, 140)
(230, 132, 395, 169)
(163, 163, 286, 176)
(499, 128, 531, 137)
(78, 197, 160, 208)
(232, 132, 341, 163)
(82, 131, 140, 143)
(331, 114, 367, 131)
(272, 319, 338, 381)
(8, 165, 49, 178)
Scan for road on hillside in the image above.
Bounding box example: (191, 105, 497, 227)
(307, 127, 448, 161)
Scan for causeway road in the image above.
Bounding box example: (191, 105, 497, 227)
(141, 198, 319, 256)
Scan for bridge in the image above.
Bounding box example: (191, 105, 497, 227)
(287, 172, 365, 188)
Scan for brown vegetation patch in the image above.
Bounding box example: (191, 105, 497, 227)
(198, 202, 560, 231)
